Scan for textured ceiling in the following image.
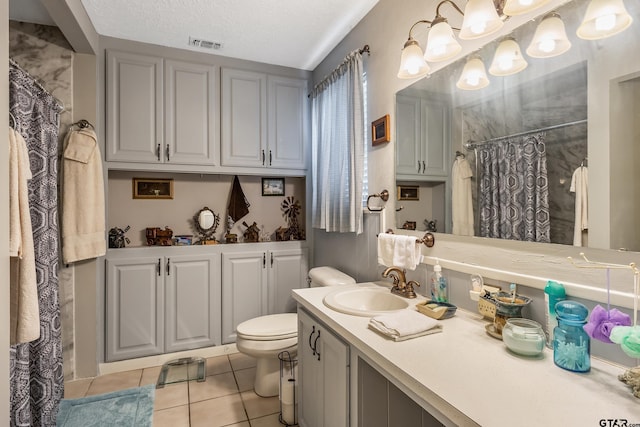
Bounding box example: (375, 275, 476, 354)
(80, 0, 379, 70)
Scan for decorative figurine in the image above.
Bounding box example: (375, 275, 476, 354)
(146, 227, 174, 246)
(242, 221, 260, 243)
(279, 196, 304, 240)
(108, 226, 130, 248)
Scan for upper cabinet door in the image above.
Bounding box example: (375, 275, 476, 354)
(395, 95, 422, 176)
(165, 60, 219, 166)
(221, 69, 267, 167)
(106, 50, 163, 163)
(422, 100, 449, 177)
(268, 76, 307, 170)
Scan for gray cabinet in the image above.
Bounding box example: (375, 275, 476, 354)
(106, 252, 221, 361)
(222, 247, 308, 343)
(396, 95, 449, 180)
(221, 69, 307, 171)
(298, 308, 349, 427)
(106, 50, 218, 166)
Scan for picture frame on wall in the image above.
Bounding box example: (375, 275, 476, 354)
(397, 185, 419, 201)
(371, 114, 390, 146)
(133, 178, 174, 199)
(262, 177, 285, 196)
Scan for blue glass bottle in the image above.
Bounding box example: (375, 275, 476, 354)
(553, 301, 590, 372)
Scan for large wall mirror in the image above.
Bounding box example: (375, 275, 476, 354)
(395, 0, 640, 251)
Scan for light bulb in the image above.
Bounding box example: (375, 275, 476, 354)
(457, 56, 490, 90)
(424, 20, 462, 62)
(520, 0, 533, 5)
(489, 38, 528, 76)
(538, 38, 556, 53)
(460, 0, 504, 40)
(470, 22, 488, 35)
(465, 73, 481, 87)
(499, 58, 514, 71)
(595, 13, 616, 31)
(397, 38, 430, 79)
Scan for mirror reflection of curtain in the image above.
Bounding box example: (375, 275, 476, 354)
(477, 133, 550, 243)
(9, 60, 64, 426)
(311, 50, 365, 233)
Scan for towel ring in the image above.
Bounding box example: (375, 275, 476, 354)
(367, 189, 389, 212)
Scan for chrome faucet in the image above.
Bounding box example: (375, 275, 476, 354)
(381, 266, 420, 299)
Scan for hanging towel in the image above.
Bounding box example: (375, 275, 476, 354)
(8, 128, 40, 344)
(227, 175, 250, 228)
(61, 127, 106, 263)
(452, 157, 474, 236)
(369, 309, 443, 341)
(377, 233, 421, 270)
(570, 166, 588, 246)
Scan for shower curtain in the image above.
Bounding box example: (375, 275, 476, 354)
(477, 133, 550, 243)
(9, 60, 64, 427)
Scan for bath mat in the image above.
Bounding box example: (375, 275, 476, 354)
(56, 384, 155, 427)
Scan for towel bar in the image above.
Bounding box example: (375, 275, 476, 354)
(384, 229, 435, 248)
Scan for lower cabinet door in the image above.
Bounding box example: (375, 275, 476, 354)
(165, 254, 221, 353)
(106, 257, 164, 361)
(298, 309, 349, 427)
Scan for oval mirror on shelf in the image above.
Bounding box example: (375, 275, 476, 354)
(198, 209, 215, 230)
(193, 207, 220, 244)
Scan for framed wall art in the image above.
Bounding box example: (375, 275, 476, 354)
(133, 178, 174, 199)
(262, 177, 285, 196)
(397, 185, 419, 201)
(371, 114, 390, 146)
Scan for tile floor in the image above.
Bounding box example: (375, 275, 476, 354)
(64, 353, 290, 427)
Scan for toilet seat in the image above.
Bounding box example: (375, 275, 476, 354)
(236, 313, 297, 341)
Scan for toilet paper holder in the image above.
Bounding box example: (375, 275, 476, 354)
(367, 189, 389, 211)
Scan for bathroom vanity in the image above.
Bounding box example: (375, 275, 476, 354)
(293, 283, 638, 427)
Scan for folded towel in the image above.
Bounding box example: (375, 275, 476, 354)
(377, 234, 422, 270)
(369, 309, 443, 341)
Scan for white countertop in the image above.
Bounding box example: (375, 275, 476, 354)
(293, 283, 639, 427)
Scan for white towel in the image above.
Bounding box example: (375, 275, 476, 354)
(8, 128, 40, 344)
(61, 128, 107, 263)
(452, 157, 474, 236)
(570, 166, 588, 246)
(369, 309, 443, 341)
(377, 234, 421, 270)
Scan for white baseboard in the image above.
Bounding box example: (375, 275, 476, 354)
(98, 344, 239, 376)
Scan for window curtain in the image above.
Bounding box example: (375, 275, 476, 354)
(311, 50, 365, 234)
(9, 59, 64, 427)
(477, 133, 550, 243)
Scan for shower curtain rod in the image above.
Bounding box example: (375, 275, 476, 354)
(464, 118, 587, 150)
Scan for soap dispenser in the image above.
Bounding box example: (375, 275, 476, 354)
(430, 261, 448, 303)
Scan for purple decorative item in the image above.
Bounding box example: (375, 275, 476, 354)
(583, 305, 632, 344)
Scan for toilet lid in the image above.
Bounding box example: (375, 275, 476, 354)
(236, 313, 298, 341)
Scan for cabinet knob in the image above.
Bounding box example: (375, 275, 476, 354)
(417, 160, 421, 173)
(262, 150, 266, 165)
(156, 144, 161, 162)
(166, 144, 170, 162)
(166, 258, 171, 275)
(422, 160, 426, 173)
(269, 150, 272, 166)
(157, 258, 161, 276)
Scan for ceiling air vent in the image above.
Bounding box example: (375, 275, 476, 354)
(188, 37, 222, 50)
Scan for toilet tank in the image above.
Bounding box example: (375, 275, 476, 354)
(308, 266, 356, 287)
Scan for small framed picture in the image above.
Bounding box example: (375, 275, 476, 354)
(133, 178, 174, 199)
(371, 114, 390, 146)
(262, 177, 285, 196)
(398, 185, 419, 201)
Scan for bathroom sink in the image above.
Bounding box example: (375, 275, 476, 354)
(323, 286, 409, 317)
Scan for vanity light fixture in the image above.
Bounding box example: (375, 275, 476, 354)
(526, 12, 572, 58)
(503, 0, 552, 16)
(397, 37, 431, 79)
(456, 55, 490, 90)
(489, 37, 528, 76)
(576, 0, 633, 40)
(459, 0, 505, 40)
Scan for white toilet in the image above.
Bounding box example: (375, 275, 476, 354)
(235, 266, 355, 397)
